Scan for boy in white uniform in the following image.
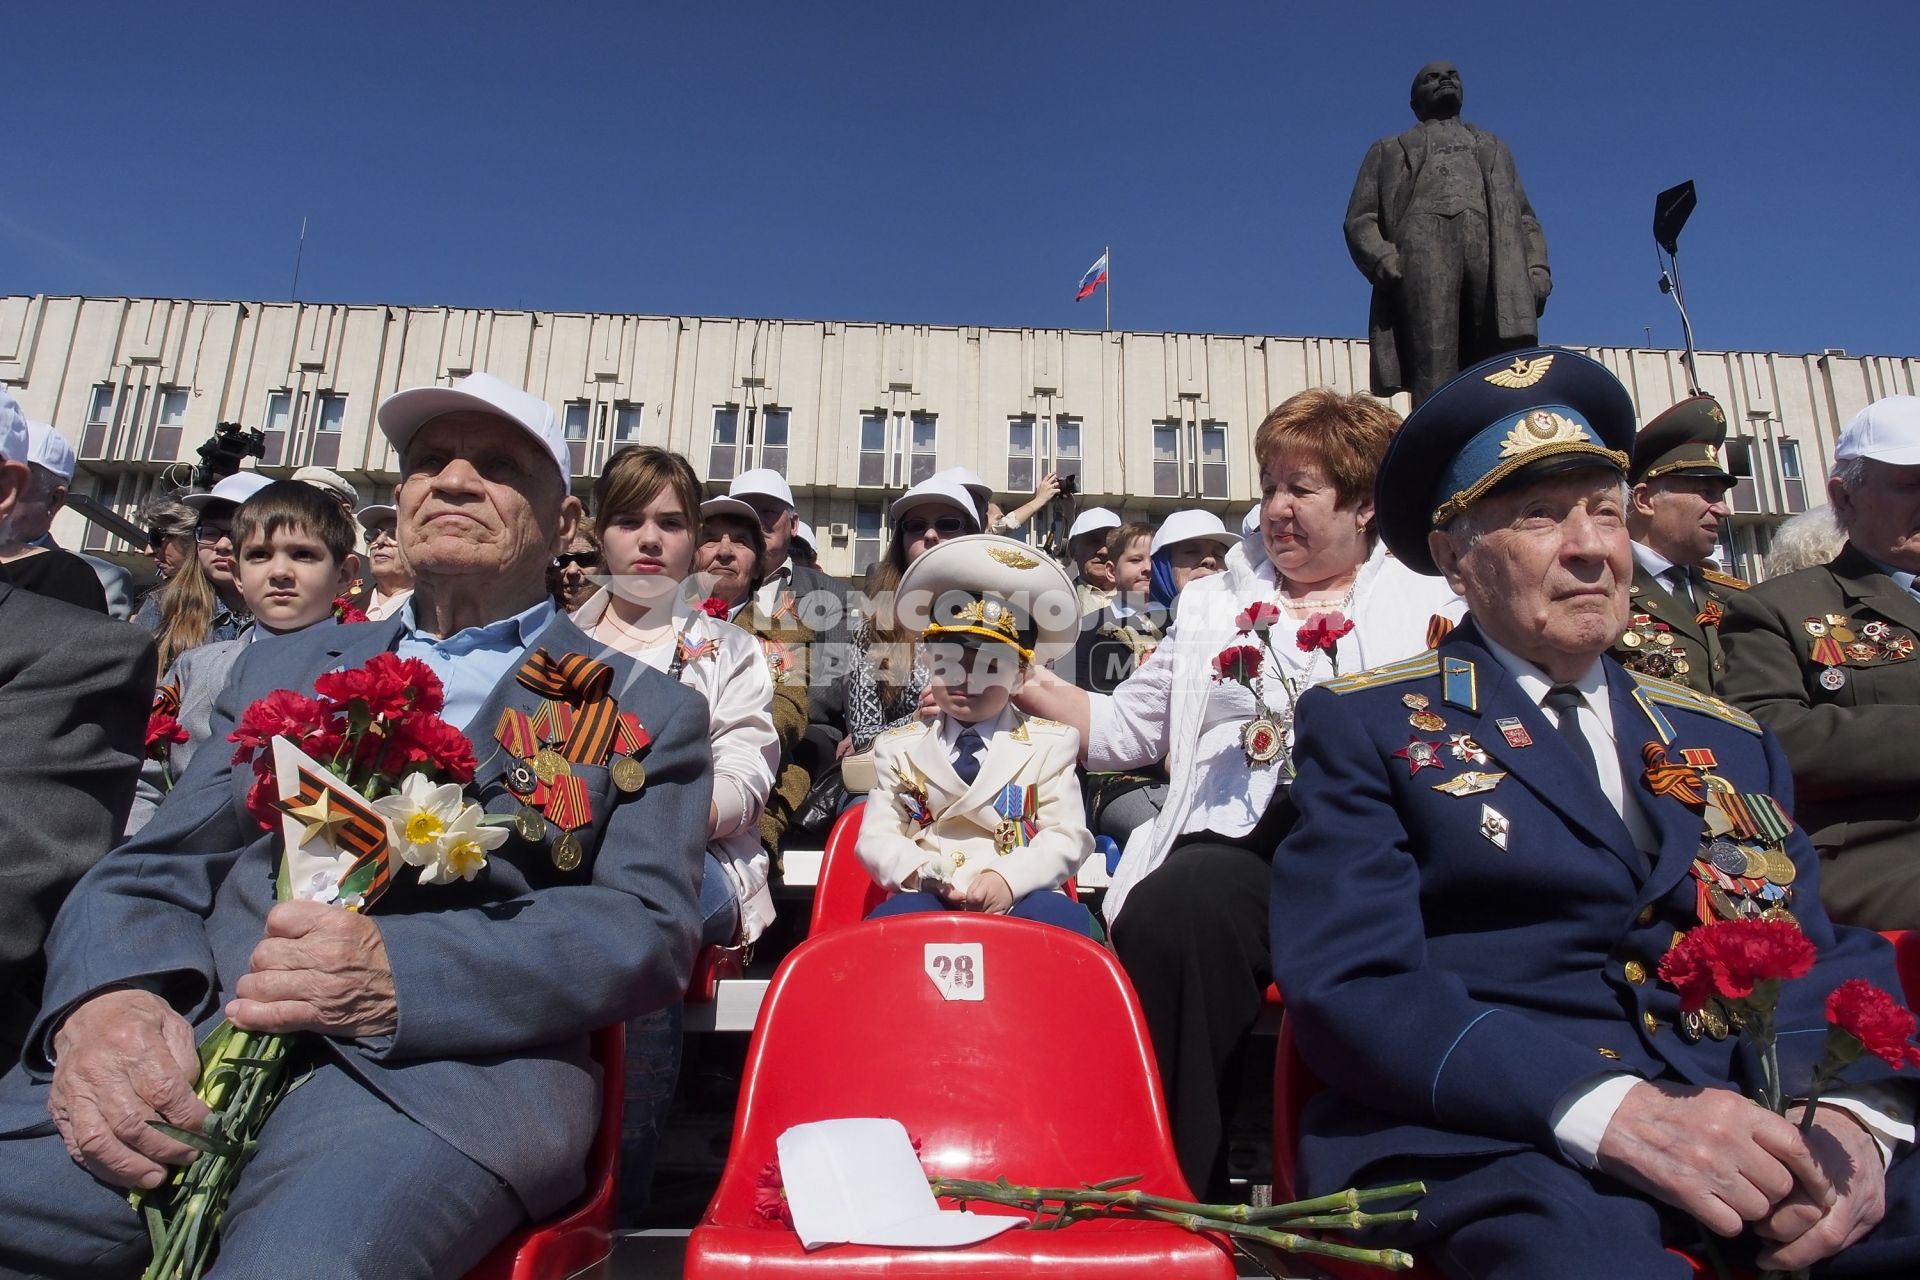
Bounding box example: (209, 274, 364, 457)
(858, 534, 1095, 934)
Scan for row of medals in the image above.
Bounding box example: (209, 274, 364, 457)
(504, 736, 647, 871)
(1680, 794, 1798, 1043)
(1806, 613, 1913, 691)
(1618, 616, 1694, 680)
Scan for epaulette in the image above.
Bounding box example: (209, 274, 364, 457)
(1020, 715, 1066, 732)
(878, 720, 930, 742)
(1698, 567, 1750, 591)
(1629, 669, 1761, 739)
(1323, 650, 1440, 695)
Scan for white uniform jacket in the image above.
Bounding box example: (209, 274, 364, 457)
(859, 711, 1094, 903)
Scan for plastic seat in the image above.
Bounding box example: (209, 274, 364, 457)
(464, 1024, 625, 1280)
(1886, 930, 1920, 1002)
(687, 913, 1235, 1278)
(808, 804, 881, 935)
(1272, 1015, 1739, 1280)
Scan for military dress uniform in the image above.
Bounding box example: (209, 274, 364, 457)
(1719, 545, 1920, 930)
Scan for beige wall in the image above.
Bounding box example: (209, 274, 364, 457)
(3, 294, 1913, 579)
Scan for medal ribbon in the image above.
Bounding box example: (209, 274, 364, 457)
(282, 769, 393, 905)
(1742, 793, 1794, 842)
(993, 783, 1039, 843)
(1717, 791, 1761, 840)
(1810, 636, 1846, 667)
(543, 772, 591, 831)
(515, 648, 619, 765)
(495, 707, 538, 760)
(153, 681, 182, 719)
(1696, 600, 1725, 629)
(1679, 747, 1718, 768)
(614, 712, 650, 757)
(1641, 742, 1706, 807)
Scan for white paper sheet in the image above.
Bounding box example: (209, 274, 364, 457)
(775, 1117, 1022, 1251)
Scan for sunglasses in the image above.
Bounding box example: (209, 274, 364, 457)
(899, 515, 970, 539)
(194, 522, 234, 544)
(554, 552, 602, 570)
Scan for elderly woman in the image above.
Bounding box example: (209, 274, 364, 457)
(839, 472, 983, 753)
(1146, 509, 1237, 611)
(1017, 388, 1462, 1196)
(355, 503, 416, 621)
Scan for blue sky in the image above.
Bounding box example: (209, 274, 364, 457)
(6, 2, 1916, 356)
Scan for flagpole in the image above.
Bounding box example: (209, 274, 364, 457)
(1104, 244, 1111, 334)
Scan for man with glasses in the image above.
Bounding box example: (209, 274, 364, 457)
(355, 503, 415, 620)
(184, 471, 272, 640)
(728, 469, 849, 776)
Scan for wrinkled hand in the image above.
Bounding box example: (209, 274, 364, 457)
(957, 871, 1014, 915)
(1596, 1080, 1833, 1237)
(228, 901, 396, 1038)
(48, 988, 209, 1189)
(1754, 1106, 1886, 1270)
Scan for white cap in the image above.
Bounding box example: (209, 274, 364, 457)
(700, 495, 762, 525)
(930, 466, 993, 524)
(794, 520, 818, 553)
(377, 372, 570, 490)
(292, 465, 359, 507)
(889, 474, 983, 528)
(1241, 505, 1262, 539)
(355, 503, 397, 532)
(24, 421, 76, 481)
(729, 468, 795, 509)
(1067, 507, 1121, 543)
(1836, 396, 1920, 467)
(183, 471, 275, 512)
(1150, 509, 1239, 558)
(0, 391, 26, 470)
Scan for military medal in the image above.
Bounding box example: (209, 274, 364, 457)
(533, 745, 569, 785)
(1828, 613, 1857, 644)
(1888, 636, 1915, 659)
(1433, 770, 1505, 797)
(506, 760, 538, 798)
(993, 783, 1039, 853)
(1862, 620, 1890, 643)
(1402, 694, 1447, 731)
(1494, 716, 1532, 748)
(514, 805, 547, 842)
(611, 757, 647, 793)
(1479, 804, 1509, 850)
(1393, 735, 1444, 776)
(551, 831, 582, 871)
(897, 763, 935, 829)
(994, 820, 1019, 855)
(1446, 733, 1488, 765)
(608, 712, 651, 795)
(1819, 667, 1847, 691)
(1241, 716, 1285, 765)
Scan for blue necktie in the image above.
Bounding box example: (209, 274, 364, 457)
(1543, 684, 1597, 777)
(954, 728, 984, 785)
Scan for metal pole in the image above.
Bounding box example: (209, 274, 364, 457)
(290, 217, 307, 301)
(1104, 244, 1111, 334)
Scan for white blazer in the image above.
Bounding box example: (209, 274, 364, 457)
(1089, 540, 1463, 922)
(859, 711, 1093, 903)
(576, 590, 781, 942)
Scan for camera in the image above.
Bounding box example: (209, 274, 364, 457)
(192, 421, 268, 489)
(1058, 473, 1080, 498)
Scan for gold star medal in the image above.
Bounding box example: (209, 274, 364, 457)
(285, 792, 353, 849)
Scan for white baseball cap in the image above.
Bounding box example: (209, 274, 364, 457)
(355, 503, 397, 532)
(377, 372, 570, 490)
(183, 470, 275, 512)
(1836, 395, 1920, 467)
(1068, 507, 1121, 544)
(24, 421, 77, 482)
(729, 468, 795, 510)
(292, 464, 359, 507)
(794, 520, 819, 553)
(0, 392, 30, 471)
(700, 495, 763, 525)
(1240, 505, 1261, 539)
(1150, 509, 1239, 558)
(930, 466, 994, 524)
(889, 474, 983, 528)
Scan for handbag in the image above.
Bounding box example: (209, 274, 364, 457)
(792, 762, 850, 840)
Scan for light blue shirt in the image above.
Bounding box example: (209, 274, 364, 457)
(396, 598, 557, 732)
(1861, 551, 1920, 601)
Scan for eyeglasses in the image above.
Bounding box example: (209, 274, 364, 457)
(365, 526, 398, 545)
(554, 552, 601, 570)
(899, 515, 970, 539)
(194, 522, 234, 545)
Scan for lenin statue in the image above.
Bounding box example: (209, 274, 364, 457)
(1345, 62, 1552, 405)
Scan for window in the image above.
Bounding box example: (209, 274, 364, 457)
(761, 408, 789, 475)
(613, 404, 643, 446)
(1054, 416, 1082, 487)
(854, 504, 884, 578)
(1777, 440, 1806, 514)
(262, 392, 293, 466)
(307, 394, 347, 467)
(707, 404, 789, 482)
(564, 402, 592, 475)
(1007, 417, 1035, 493)
(856, 410, 939, 488)
(909, 414, 937, 484)
(859, 413, 887, 486)
(709, 405, 740, 482)
(1007, 414, 1080, 494)
(81, 384, 115, 457)
(1152, 416, 1229, 499)
(147, 389, 189, 462)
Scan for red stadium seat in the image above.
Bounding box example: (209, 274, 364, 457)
(1887, 930, 1920, 1003)
(808, 804, 881, 935)
(464, 1024, 624, 1280)
(1272, 1015, 1741, 1280)
(686, 914, 1235, 1278)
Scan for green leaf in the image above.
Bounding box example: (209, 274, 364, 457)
(194, 1020, 235, 1073)
(337, 858, 382, 900)
(148, 1121, 242, 1159)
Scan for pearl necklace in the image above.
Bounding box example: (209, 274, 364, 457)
(1276, 579, 1357, 615)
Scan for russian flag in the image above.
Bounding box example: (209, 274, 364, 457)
(1074, 251, 1108, 302)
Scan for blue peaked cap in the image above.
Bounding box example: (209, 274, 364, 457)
(1375, 347, 1636, 575)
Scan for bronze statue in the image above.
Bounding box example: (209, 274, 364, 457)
(1345, 62, 1552, 405)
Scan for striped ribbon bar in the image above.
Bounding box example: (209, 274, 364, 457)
(153, 682, 182, 719)
(614, 712, 650, 756)
(1810, 636, 1847, 668)
(285, 768, 393, 906)
(1741, 792, 1794, 842)
(543, 771, 591, 831)
(515, 648, 618, 765)
(495, 707, 537, 760)
(1679, 748, 1718, 769)
(1717, 791, 1761, 841)
(1641, 742, 1706, 807)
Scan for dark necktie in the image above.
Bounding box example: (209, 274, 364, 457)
(1664, 566, 1694, 608)
(954, 728, 984, 785)
(1542, 684, 1598, 776)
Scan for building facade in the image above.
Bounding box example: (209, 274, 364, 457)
(1, 293, 1913, 580)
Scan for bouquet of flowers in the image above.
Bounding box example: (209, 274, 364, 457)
(1211, 603, 1355, 772)
(136, 653, 502, 1279)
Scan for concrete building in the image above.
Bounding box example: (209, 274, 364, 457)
(1, 293, 1913, 581)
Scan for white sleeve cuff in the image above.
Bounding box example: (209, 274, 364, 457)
(1814, 1083, 1914, 1169)
(1551, 1073, 1642, 1170)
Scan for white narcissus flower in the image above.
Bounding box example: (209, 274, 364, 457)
(415, 799, 509, 886)
(371, 773, 468, 867)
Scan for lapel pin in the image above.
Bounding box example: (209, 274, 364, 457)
(1433, 770, 1506, 797)
(1495, 716, 1533, 748)
(1479, 804, 1510, 850)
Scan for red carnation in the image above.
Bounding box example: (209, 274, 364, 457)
(1826, 979, 1920, 1070)
(146, 711, 189, 758)
(1212, 643, 1265, 687)
(1657, 918, 1817, 1014)
(315, 652, 444, 720)
(381, 713, 478, 785)
(1236, 601, 1281, 635)
(699, 596, 731, 620)
(229, 689, 335, 760)
(754, 1158, 792, 1227)
(244, 767, 282, 833)
(332, 596, 369, 625)
(1296, 611, 1355, 657)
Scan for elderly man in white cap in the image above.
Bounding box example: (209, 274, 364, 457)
(0, 372, 711, 1277)
(0, 391, 153, 1072)
(1722, 394, 1920, 930)
(353, 503, 414, 620)
(5, 420, 135, 617)
(292, 464, 361, 524)
(729, 467, 850, 774)
(0, 421, 113, 615)
(1066, 506, 1121, 615)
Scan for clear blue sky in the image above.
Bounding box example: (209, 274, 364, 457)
(6, 1, 1916, 356)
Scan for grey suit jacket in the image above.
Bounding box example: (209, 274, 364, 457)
(6, 610, 710, 1216)
(0, 584, 153, 1069)
(124, 638, 247, 837)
